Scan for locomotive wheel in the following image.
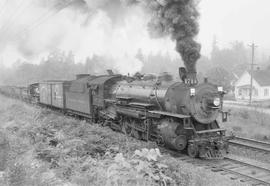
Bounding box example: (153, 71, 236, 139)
(187, 144, 199, 158)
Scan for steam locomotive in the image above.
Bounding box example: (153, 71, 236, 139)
(0, 67, 231, 159)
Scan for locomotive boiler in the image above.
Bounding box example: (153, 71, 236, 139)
(104, 68, 230, 159)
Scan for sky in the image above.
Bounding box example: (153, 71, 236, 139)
(199, 0, 270, 55)
(0, 0, 270, 68)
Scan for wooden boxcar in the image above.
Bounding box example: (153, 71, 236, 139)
(39, 81, 70, 109)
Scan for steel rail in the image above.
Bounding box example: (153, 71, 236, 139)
(234, 137, 270, 146)
(224, 157, 270, 174)
(163, 147, 270, 186)
(229, 137, 270, 153)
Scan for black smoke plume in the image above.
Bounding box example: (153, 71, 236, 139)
(145, 0, 201, 77)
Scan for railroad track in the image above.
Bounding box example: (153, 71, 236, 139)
(229, 137, 270, 154)
(159, 137, 270, 185)
(174, 155, 270, 186)
(214, 157, 270, 185)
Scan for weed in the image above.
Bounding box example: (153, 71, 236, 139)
(221, 106, 270, 142)
(238, 110, 249, 119)
(0, 94, 245, 186)
(6, 163, 27, 186)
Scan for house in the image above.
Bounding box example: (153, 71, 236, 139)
(234, 70, 270, 101)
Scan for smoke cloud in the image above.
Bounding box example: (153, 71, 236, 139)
(0, 0, 200, 75)
(144, 0, 201, 73)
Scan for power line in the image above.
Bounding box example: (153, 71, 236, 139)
(16, 2, 73, 38)
(0, 0, 73, 61)
(5, 6, 39, 40)
(0, 0, 26, 34)
(2, 1, 72, 45)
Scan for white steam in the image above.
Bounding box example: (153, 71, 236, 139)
(0, 0, 178, 74)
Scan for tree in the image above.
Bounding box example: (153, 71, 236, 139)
(206, 67, 234, 90)
(210, 40, 249, 72)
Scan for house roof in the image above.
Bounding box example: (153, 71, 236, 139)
(251, 70, 270, 86)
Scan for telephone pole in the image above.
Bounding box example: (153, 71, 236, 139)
(248, 43, 258, 104)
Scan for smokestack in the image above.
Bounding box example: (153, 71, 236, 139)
(147, 0, 201, 85)
(185, 71, 198, 85)
(179, 67, 197, 85)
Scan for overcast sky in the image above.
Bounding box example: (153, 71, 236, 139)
(199, 0, 270, 55)
(1, 0, 270, 66)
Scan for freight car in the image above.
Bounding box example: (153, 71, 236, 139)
(39, 80, 70, 108)
(0, 83, 39, 103)
(0, 68, 231, 159)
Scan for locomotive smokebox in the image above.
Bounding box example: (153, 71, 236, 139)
(179, 67, 198, 85)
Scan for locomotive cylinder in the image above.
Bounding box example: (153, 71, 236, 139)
(158, 119, 187, 151)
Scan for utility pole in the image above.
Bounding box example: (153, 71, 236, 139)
(248, 43, 258, 104)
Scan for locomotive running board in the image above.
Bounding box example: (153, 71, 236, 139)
(148, 110, 190, 119)
(196, 128, 226, 134)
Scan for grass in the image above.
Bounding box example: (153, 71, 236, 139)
(0, 94, 244, 186)
(220, 106, 270, 141)
(220, 106, 270, 163)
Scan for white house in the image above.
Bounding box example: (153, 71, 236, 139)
(234, 70, 270, 101)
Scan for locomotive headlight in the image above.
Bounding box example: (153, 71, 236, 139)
(190, 88, 196, 96)
(213, 97, 221, 106)
(218, 86, 223, 92)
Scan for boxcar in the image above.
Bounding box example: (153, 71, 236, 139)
(39, 81, 70, 109)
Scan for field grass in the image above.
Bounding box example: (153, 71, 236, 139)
(0, 95, 245, 186)
(220, 106, 270, 142)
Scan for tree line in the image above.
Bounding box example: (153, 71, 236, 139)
(1, 40, 270, 90)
